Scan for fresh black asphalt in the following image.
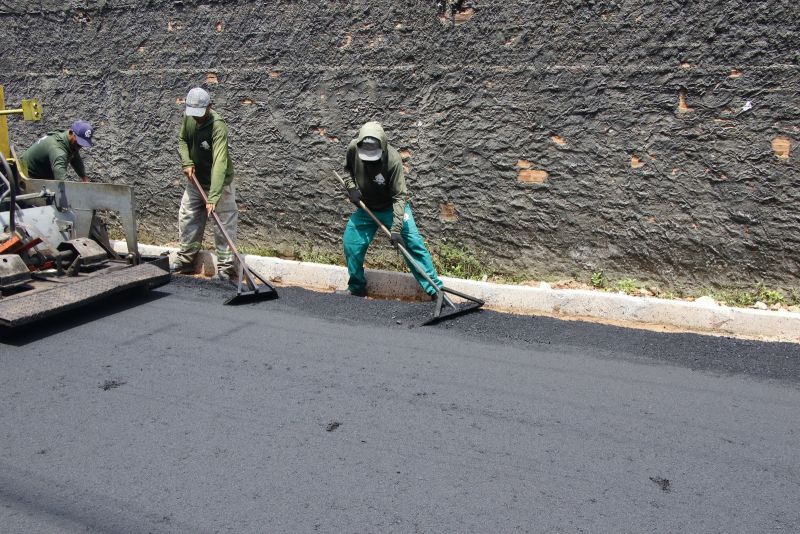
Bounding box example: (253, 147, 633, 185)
(1, 277, 799, 532)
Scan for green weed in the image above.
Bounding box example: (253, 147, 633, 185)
(757, 286, 785, 306)
(295, 246, 344, 266)
(731, 292, 756, 307)
(431, 242, 487, 280)
(590, 269, 606, 289)
(239, 244, 282, 258)
(615, 278, 639, 295)
(710, 285, 789, 308)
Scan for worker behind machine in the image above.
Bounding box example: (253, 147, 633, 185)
(19, 120, 93, 182)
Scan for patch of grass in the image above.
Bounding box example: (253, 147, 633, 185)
(590, 269, 606, 289)
(239, 244, 282, 258)
(493, 272, 533, 285)
(615, 278, 639, 295)
(431, 241, 487, 280)
(757, 286, 785, 306)
(709, 284, 792, 308)
(295, 246, 344, 266)
(365, 249, 405, 271)
(731, 291, 756, 307)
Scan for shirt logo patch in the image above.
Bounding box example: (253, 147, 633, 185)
(201, 140, 211, 150)
(373, 173, 386, 185)
(403, 213, 410, 222)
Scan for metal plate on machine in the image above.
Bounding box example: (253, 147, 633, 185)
(0, 254, 31, 289)
(0, 259, 170, 327)
(0, 205, 73, 250)
(57, 237, 108, 266)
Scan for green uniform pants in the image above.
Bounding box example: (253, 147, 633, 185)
(343, 204, 442, 296)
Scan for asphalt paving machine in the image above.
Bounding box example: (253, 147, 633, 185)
(0, 85, 170, 328)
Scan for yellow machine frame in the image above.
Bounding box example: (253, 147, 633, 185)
(0, 84, 43, 163)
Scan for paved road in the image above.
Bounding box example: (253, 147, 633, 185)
(2, 277, 799, 533)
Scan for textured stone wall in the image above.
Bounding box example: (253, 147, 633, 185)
(2, 0, 798, 289)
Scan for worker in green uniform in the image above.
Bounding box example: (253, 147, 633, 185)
(20, 120, 93, 182)
(173, 87, 237, 281)
(18, 120, 116, 252)
(340, 121, 443, 297)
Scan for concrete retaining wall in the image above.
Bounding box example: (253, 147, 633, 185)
(4, 0, 799, 291)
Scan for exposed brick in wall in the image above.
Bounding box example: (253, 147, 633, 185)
(1, 0, 798, 289)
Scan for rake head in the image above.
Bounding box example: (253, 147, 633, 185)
(223, 266, 279, 305)
(421, 286, 484, 326)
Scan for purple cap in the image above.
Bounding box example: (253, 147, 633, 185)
(71, 120, 94, 148)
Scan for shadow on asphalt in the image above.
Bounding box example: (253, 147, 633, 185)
(0, 460, 194, 533)
(0, 289, 170, 347)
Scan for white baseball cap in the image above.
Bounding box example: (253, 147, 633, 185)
(185, 87, 210, 117)
(357, 136, 382, 161)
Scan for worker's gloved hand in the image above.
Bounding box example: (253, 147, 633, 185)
(347, 188, 362, 206)
(390, 232, 403, 248)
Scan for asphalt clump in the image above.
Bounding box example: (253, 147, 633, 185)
(99, 379, 126, 391)
(325, 421, 341, 432)
(649, 476, 672, 492)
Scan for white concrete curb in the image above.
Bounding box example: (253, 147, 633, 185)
(118, 242, 800, 343)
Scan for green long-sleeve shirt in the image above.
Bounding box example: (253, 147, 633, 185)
(20, 131, 86, 181)
(178, 110, 234, 205)
(343, 122, 407, 233)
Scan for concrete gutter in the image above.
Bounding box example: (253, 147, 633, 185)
(119, 242, 800, 343)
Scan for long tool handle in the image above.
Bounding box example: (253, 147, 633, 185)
(187, 173, 238, 254)
(187, 173, 255, 287)
(333, 171, 392, 240)
(332, 171, 442, 293)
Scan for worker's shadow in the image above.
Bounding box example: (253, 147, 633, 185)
(0, 289, 170, 347)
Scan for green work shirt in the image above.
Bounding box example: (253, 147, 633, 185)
(343, 122, 407, 233)
(20, 130, 86, 181)
(178, 110, 234, 205)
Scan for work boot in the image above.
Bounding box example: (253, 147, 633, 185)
(216, 270, 238, 287)
(334, 288, 366, 297)
(170, 261, 195, 275)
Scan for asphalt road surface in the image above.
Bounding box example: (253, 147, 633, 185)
(2, 277, 799, 533)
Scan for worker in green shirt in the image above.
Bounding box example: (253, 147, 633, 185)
(339, 121, 443, 297)
(20, 120, 93, 182)
(18, 120, 116, 253)
(173, 87, 237, 281)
